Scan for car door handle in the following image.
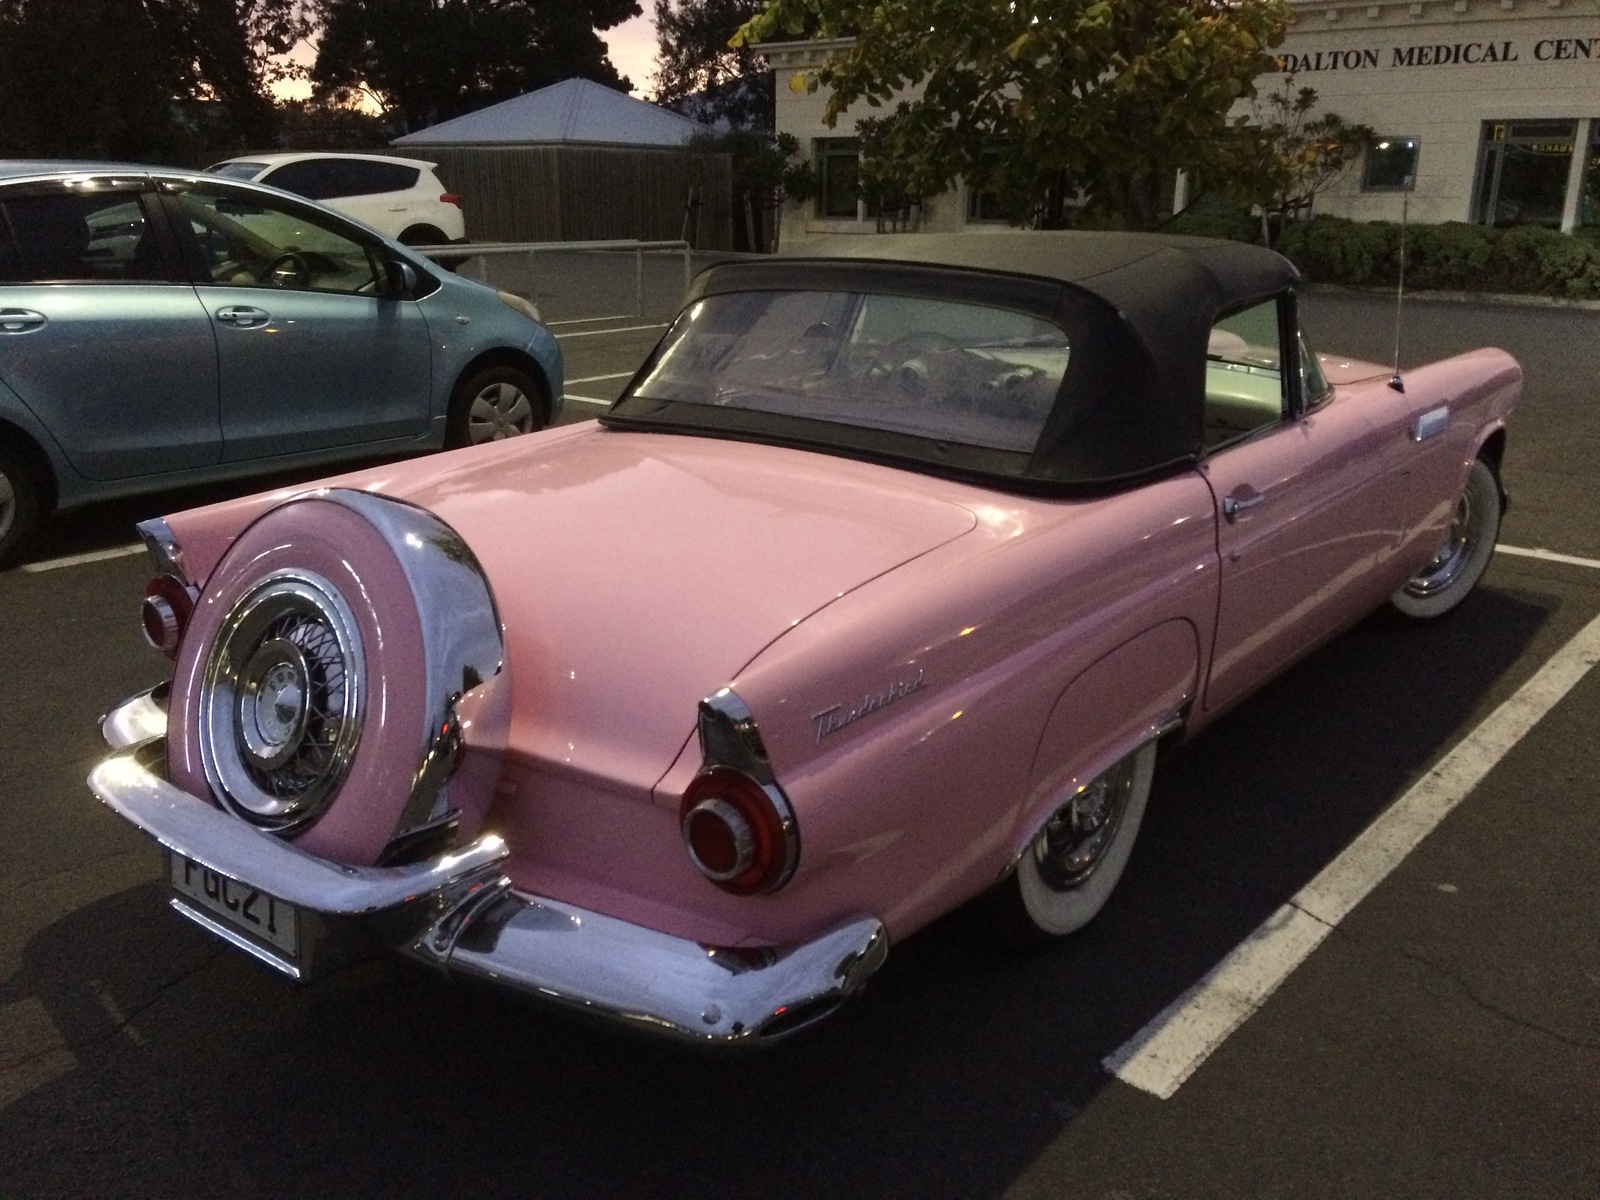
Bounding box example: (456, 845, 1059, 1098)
(0, 308, 46, 333)
(215, 306, 270, 328)
(1222, 491, 1266, 522)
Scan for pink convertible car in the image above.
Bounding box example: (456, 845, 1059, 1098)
(92, 233, 1519, 1044)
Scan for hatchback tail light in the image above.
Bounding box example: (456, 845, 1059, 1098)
(141, 572, 198, 659)
(440, 193, 462, 208)
(680, 766, 798, 895)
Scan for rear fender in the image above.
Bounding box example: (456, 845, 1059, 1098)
(1009, 619, 1199, 865)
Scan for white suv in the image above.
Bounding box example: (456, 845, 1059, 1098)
(207, 153, 468, 251)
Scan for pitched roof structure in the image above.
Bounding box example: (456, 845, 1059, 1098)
(392, 78, 704, 149)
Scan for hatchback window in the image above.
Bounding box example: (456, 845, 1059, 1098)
(0, 192, 167, 283)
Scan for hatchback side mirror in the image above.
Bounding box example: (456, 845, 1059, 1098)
(388, 259, 418, 298)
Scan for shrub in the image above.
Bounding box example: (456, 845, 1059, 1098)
(1277, 216, 1398, 285)
(1402, 222, 1492, 291)
(1163, 209, 1259, 243)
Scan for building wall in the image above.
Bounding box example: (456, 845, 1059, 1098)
(400, 144, 735, 250)
(768, 2, 1600, 244)
(1265, 0, 1599, 227)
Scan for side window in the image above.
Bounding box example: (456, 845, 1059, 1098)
(815, 139, 861, 219)
(169, 186, 382, 296)
(261, 161, 336, 200)
(0, 191, 167, 283)
(340, 161, 418, 196)
(1204, 300, 1286, 449)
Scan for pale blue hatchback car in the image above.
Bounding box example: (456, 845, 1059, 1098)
(0, 161, 563, 563)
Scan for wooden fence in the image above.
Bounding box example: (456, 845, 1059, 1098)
(407, 144, 734, 251)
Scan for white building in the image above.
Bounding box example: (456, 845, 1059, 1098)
(765, 1, 1600, 243)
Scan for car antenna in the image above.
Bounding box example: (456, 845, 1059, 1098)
(1388, 180, 1413, 393)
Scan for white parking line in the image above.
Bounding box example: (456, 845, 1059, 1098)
(20, 544, 144, 573)
(1104, 607, 1600, 1099)
(561, 394, 611, 408)
(552, 323, 667, 340)
(565, 372, 635, 385)
(1496, 544, 1600, 570)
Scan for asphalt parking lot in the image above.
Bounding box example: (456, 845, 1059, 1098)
(0, 262, 1596, 1199)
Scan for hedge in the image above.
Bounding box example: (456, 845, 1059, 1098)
(1259, 215, 1600, 298)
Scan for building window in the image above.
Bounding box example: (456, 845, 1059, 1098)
(1580, 123, 1600, 233)
(1363, 138, 1419, 191)
(1473, 119, 1578, 228)
(815, 139, 861, 219)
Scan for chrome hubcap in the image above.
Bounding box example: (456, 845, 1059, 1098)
(199, 573, 363, 831)
(1405, 487, 1481, 598)
(1033, 757, 1136, 890)
(468, 383, 533, 443)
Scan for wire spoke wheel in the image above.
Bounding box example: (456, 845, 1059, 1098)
(199, 572, 364, 831)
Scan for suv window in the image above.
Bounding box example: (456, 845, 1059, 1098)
(0, 191, 167, 283)
(263, 159, 419, 201)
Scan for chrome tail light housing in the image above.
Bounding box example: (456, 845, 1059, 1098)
(681, 690, 799, 895)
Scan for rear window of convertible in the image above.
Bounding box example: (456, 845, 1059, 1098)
(628, 290, 1071, 455)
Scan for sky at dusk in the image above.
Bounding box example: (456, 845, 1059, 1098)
(604, 11, 662, 98)
(274, 12, 663, 106)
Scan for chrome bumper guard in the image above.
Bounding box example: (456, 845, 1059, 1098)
(89, 710, 887, 1045)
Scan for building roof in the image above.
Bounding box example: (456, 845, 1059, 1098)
(392, 78, 704, 149)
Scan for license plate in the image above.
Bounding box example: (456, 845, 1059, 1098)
(170, 855, 298, 958)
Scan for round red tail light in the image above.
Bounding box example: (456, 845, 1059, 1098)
(680, 766, 798, 895)
(141, 573, 196, 659)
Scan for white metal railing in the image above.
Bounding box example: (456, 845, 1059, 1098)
(412, 239, 693, 318)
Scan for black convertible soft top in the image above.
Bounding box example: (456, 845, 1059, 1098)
(607, 231, 1300, 493)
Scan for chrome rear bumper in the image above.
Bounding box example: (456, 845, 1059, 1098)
(88, 722, 887, 1046)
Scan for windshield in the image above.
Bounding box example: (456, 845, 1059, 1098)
(629, 290, 1071, 455)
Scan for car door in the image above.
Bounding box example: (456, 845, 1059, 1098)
(159, 180, 433, 462)
(0, 179, 220, 480)
(1199, 294, 1404, 716)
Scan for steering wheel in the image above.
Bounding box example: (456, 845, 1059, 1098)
(262, 251, 312, 289)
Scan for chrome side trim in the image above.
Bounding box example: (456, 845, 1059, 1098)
(696, 688, 800, 890)
(320, 489, 506, 851)
(135, 517, 186, 581)
(89, 736, 887, 1045)
(698, 688, 774, 783)
(1412, 405, 1450, 442)
(101, 682, 170, 750)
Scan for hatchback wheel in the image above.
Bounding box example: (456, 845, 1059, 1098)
(447, 366, 545, 448)
(0, 444, 43, 567)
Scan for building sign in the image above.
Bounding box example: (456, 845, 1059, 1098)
(1277, 36, 1600, 73)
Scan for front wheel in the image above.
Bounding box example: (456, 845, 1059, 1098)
(0, 444, 44, 567)
(446, 365, 546, 448)
(989, 740, 1157, 946)
(1389, 457, 1501, 621)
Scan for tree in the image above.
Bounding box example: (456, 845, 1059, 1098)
(1216, 78, 1373, 244)
(654, 1, 810, 250)
(309, 0, 642, 134)
(653, 0, 772, 129)
(736, 0, 1290, 231)
(0, 0, 310, 161)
